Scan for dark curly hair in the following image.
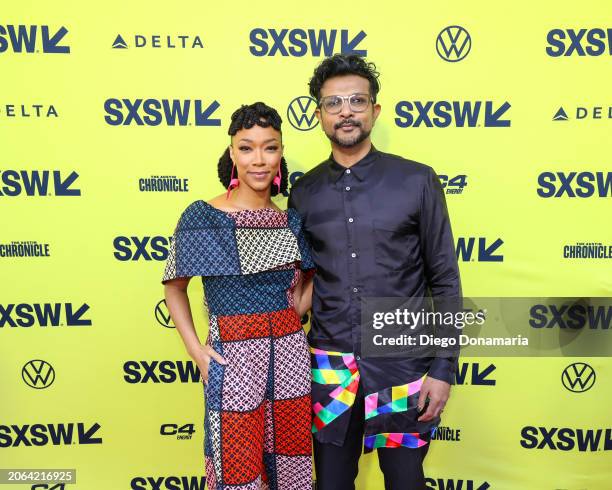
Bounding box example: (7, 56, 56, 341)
(308, 54, 381, 103)
(218, 102, 288, 197)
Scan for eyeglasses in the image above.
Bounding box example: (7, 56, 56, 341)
(318, 93, 374, 114)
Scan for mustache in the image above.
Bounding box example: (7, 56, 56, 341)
(334, 119, 362, 130)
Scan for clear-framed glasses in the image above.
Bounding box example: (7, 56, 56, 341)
(318, 93, 373, 114)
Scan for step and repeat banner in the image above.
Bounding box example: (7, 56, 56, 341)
(1, 1, 611, 489)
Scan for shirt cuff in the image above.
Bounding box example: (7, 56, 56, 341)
(427, 357, 457, 385)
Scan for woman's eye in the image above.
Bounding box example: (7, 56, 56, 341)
(239, 146, 251, 151)
(266, 146, 279, 151)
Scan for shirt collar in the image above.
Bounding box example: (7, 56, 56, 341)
(328, 144, 379, 182)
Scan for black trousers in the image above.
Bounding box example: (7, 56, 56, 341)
(313, 384, 430, 490)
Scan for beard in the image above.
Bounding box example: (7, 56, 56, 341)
(325, 119, 371, 148)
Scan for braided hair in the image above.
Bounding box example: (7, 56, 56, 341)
(218, 102, 289, 197)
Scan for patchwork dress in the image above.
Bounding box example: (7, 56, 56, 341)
(161, 200, 315, 490)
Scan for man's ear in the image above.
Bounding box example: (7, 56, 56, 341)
(315, 108, 322, 123)
(372, 103, 382, 123)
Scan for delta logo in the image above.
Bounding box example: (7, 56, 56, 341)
(553, 105, 612, 121)
(0, 25, 70, 54)
(112, 33, 204, 49)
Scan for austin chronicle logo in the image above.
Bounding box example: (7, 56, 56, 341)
(562, 362, 595, 393)
(287, 96, 319, 131)
(22, 359, 55, 388)
(436, 26, 472, 62)
(155, 299, 174, 328)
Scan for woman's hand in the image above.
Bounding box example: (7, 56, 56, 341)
(188, 344, 227, 385)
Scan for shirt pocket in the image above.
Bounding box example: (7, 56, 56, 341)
(372, 218, 416, 271)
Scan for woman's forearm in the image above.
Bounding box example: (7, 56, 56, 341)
(164, 284, 201, 354)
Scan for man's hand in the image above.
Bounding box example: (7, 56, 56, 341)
(417, 376, 451, 422)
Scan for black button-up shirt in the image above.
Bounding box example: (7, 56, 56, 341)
(288, 146, 461, 382)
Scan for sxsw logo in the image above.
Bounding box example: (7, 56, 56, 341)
(113, 236, 171, 261)
(395, 101, 511, 128)
(546, 28, 612, 56)
(287, 96, 318, 131)
(0, 422, 102, 447)
(520, 426, 612, 451)
(456, 237, 504, 262)
(123, 360, 201, 383)
(426, 478, 490, 490)
(537, 171, 612, 197)
(436, 25, 472, 62)
(249, 28, 366, 56)
(130, 476, 206, 490)
(0, 170, 80, 197)
(32, 485, 67, 490)
(0, 25, 70, 54)
(455, 362, 496, 386)
(553, 106, 612, 121)
(104, 99, 221, 126)
(529, 304, 611, 329)
(0, 302, 91, 327)
(112, 33, 204, 49)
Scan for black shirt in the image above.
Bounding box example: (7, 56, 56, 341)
(288, 145, 461, 383)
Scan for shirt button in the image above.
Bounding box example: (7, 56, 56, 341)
(348, 217, 354, 223)
(346, 169, 351, 174)
(353, 287, 359, 293)
(351, 252, 357, 258)
(345, 186, 351, 191)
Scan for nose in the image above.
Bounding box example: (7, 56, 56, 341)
(253, 148, 266, 166)
(339, 98, 354, 118)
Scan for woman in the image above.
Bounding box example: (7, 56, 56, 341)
(161, 102, 314, 490)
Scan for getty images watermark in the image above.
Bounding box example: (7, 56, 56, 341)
(361, 297, 612, 358)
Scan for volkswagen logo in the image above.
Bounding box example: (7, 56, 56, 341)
(287, 96, 319, 131)
(436, 25, 472, 62)
(22, 359, 55, 389)
(155, 299, 175, 328)
(562, 362, 596, 393)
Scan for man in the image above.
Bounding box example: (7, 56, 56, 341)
(288, 54, 461, 489)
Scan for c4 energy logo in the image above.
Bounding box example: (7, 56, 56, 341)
(0, 25, 70, 54)
(520, 426, 612, 451)
(104, 99, 221, 126)
(546, 28, 612, 56)
(112, 33, 204, 49)
(436, 25, 471, 62)
(0, 104, 58, 118)
(139, 175, 189, 192)
(553, 105, 612, 121)
(249, 28, 366, 56)
(155, 299, 174, 328)
(22, 360, 55, 389)
(0, 302, 91, 327)
(426, 478, 490, 490)
(439, 174, 468, 195)
(287, 96, 318, 131)
(0, 422, 102, 447)
(395, 101, 511, 127)
(113, 236, 171, 261)
(0, 170, 80, 196)
(130, 476, 206, 490)
(160, 423, 195, 440)
(529, 303, 611, 329)
(537, 171, 612, 198)
(455, 362, 496, 386)
(123, 360, 201, 383)
(456, 237, 504, 262)
(562, 363, 596, 393)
